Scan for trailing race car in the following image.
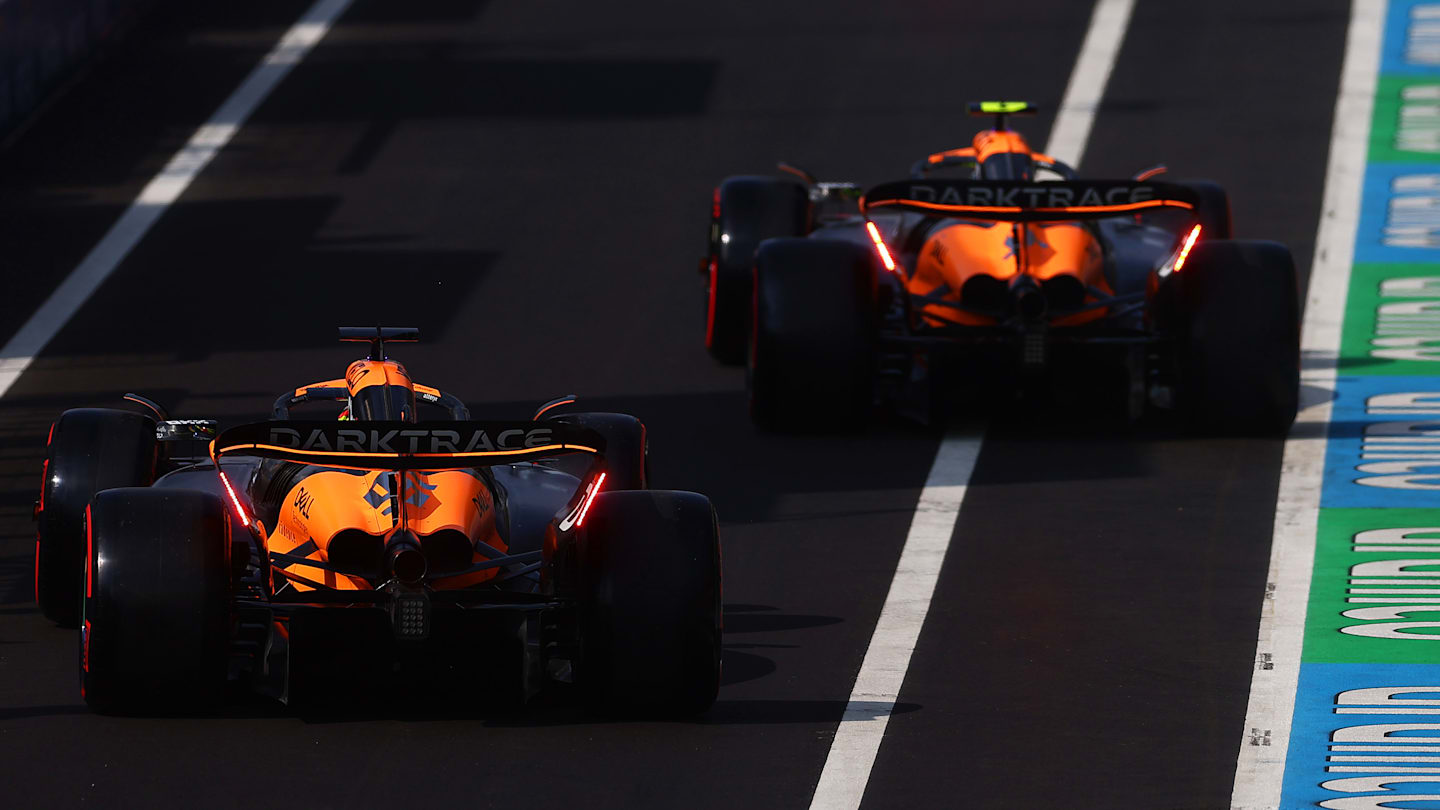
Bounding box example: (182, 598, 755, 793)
(34, 327, 721, 715)
(701, 101, 1300, 433)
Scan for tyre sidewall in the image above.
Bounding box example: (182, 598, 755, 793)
(1178, 239, 1300, 434)
(708, 177, 811, 364)
(82, 488, 230, 714)
(577, 490, 721, 715)
(37, 409, 156, 626)
(749, 237, 878, 430)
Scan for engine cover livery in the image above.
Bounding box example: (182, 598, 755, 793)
(220, 421, 604, 594)
(866, 180, 1201, 329)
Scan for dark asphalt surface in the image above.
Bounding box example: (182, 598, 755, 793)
(0, 1, 1349, 807)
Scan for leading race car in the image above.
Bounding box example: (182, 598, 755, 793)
(700, 101, 1300, 434)
(33, 327, 721, 715)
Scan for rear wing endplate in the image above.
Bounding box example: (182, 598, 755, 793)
(860, 179, 1198, 221)
(212, 420, 604, 470)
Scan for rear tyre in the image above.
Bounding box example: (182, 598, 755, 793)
(81, 488, 229, 715)
(577, 490, 721, 716)
(547, 412, 647, 490)
(1174, 180, 1232, 239)
(706, 177, 811, 365)
(749, 238, 878, 431)
(36, 408, 156, 627)
(1178, 240, 1300, 435)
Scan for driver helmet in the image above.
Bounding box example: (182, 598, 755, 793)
(344, 359, 417, 423)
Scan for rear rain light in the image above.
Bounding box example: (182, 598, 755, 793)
(576, 472, 606, 528)
(218, 469, 251, 528)
(1159, 224, 1201, 278)
(558, 471, 607, 531)
(1173, 224, 1201, 272)
(866, 221, 897, 273)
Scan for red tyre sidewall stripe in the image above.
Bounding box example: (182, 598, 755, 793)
(704, 258, 719, 348)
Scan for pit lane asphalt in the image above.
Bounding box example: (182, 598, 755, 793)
(0, 1, 1348, 807)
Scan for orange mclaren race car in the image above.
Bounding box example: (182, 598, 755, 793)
(33, 328, 720, 715)
(701, 102, 1299, 433)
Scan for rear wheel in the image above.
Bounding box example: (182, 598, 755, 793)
(1178, 239, 1299, 435)
(749, 238, 879, 431)
(547, 412, 647, 490)
(81, 488, 230, 714)
(36, 408, 156, 627)
(705, 177, 811, 365)
(577, 490, 721, 716)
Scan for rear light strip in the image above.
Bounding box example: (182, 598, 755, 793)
(866, 221, 897, 273)
(218, 469, 252, 528)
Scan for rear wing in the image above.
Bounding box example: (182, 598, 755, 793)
(860, 180, 1198, 221)
(211, 420, 604, 470)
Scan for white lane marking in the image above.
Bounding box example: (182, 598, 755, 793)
(806, 431, 982, 810)
(1228, 2, 1385, 809)
(806, 1, 1137, 805)
(0, 0, 354, 398)
(1044, 0, 1136, 169)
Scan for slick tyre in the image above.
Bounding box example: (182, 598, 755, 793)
(1174, 180, 1233, 239)
(706, 177, 811, 365)
(36, 408, 156, 627)
(749, 238, 878, 431)
(1178, 240, 1300, 435)
(81, 488, 229, 715)
(547, 412, 647, 490)
(578, 490, 721, 717)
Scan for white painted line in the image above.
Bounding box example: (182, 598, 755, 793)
(0, 0, 354, 398)
(1228, 2, 1385, 809)
(806, 1, 1137, 805)
(1044, 0, 1136, 169)
(806, 431, 982, 810)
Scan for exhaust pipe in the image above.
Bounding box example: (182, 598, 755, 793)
(1009, 275, 1047, 322)
(387, 530, 427, 585)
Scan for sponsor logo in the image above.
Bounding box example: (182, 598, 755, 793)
(1356, 392, 1440, 489)
(292, 486, 314, 519)
(1384, 174, 1440, 249)
(1370, 272, 1440, 360)
(1407, 4, 1440, 65)
(905, 184, 1156, 208)
(1317, 686, 1440, 807)
(1339, 529, 1440, 639)
(1395, 85, 1440, 154)
(264, 426, 557, 454)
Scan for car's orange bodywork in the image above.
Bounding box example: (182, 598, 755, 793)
(907, 126, 1108, 327)
(345, 359, 410, 395)
(264, 366, 505, 593)
(910, 220, 1106, 327)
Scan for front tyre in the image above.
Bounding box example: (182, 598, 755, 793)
(577, 490, 721, 716)
(36, 408, 156, 627)
(706, 177, 811, 365)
